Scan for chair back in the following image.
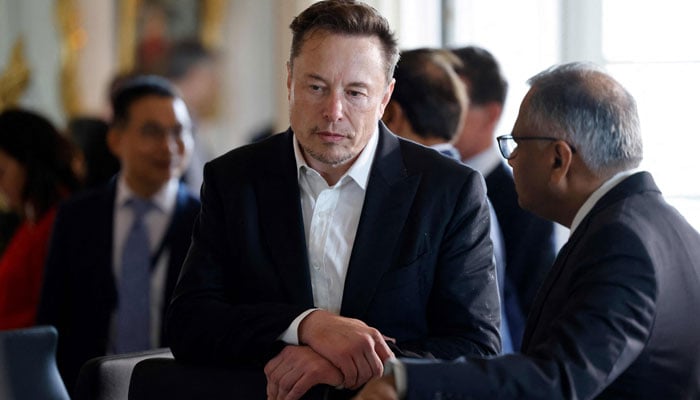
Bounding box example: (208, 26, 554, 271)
(129, 357, 268, 399)
(0, 325, 69, 400)
(73, 348, 173, 400)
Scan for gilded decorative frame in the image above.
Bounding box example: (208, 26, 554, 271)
(117, 0, 226, 74)
(0, 38, 30, 112)
(55, 0, 84, 117)
(2, 0, 81, 117)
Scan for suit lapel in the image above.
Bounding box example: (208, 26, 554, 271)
(341, 125, 421, 318)
(255, 132, 314, 308)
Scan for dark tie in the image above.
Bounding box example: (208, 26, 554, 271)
(114, 198, 152, 353)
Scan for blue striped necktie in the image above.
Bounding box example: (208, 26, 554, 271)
(114, 197, 152, 353)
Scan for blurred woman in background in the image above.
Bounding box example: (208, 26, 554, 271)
(0, 109, 82, 329)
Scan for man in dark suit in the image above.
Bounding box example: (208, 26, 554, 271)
(37, 76, 200, 392)
(166, 2, 501, 400)
(382, 47, 513, 353)
(356, 62, 700, 399)
(452, 46, 559, 350)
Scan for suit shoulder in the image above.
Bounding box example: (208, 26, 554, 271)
(397, 138, 480, 182)
(202, 133, 295, 193)
(57, 185, 113, 215)
(396, 137, 469, 171)
(208, 132, 290, 172)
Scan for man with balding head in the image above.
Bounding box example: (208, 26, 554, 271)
(356, 62, 700, 399)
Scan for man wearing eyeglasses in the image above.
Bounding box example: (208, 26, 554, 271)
(38, 76, 201, 393)
(355, 62, 700, 399)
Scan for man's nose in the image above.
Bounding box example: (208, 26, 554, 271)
(323, 92, 344, 122)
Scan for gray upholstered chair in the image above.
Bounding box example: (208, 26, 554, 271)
(73, 348, 173, 400)
(0, 325, 69, 400)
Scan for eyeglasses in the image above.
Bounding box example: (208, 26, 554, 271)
(496, 134, 576, 160)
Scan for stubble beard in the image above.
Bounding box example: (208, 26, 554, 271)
(300, 126, 356, 167)
(301, 142, 355, 167)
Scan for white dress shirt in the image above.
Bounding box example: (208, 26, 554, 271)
(462, 144, 502, 177)
(569, 169, 639, 236)
(110, 176, 179, 350)
(279, 129, 379, 344)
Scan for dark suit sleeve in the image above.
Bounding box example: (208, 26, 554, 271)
(166, 162, 307, 366)
(401, 224, 657, 399)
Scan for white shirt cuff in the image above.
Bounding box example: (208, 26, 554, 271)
(277, 308, 317, 344)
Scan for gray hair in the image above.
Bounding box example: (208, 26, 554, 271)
(524, 62, 643, 176)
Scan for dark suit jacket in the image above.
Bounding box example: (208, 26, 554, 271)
(36, 181, 200, 392)
(485, 161, 557, 349)
(166, 124, 501, 370)
(402, 172, 700, 399)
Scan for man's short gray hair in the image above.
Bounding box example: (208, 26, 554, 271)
(524, 62, 643, 176)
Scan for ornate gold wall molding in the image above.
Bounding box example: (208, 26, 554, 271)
(200, 0, 226, 50)
(55, 0, 86, 117)
(117, 0, 140, 73)
(0, 37, 31, 112)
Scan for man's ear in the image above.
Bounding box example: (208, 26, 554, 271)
(287, 61, 292, 91)
(483, 102, 503, 130)
(550, 140, 574, 184)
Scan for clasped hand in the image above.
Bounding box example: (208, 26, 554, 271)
(264, 310, 395, 400)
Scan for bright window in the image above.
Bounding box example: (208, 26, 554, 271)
(602, 0, 700, 229)
(445, 0, 560, 142)
(387, 0, 699, 230)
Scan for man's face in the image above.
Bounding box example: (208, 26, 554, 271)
(109, 96, 193, 196)
(456, 104, 487, 152)
(508, 92, 552, 218)
(287, 31, 394, 171)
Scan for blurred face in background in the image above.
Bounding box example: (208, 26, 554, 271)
(108, 95, 193, 197)
(287, 30, 394, 177)
(0, 149, 26, 212)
